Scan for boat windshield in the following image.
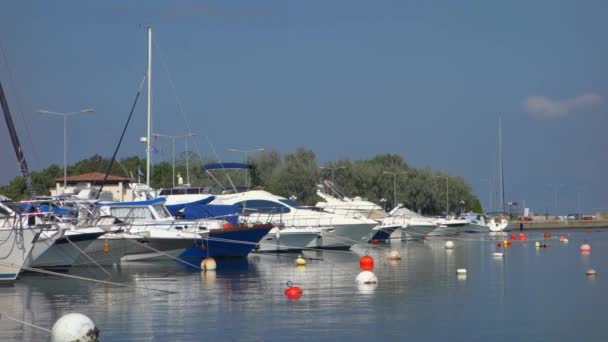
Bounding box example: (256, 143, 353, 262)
(153, 204, 172, 219)
(109, 206, 154, 221)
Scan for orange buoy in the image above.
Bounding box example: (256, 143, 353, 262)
(544, 232, 552, 239)
(518, 233, 527, 241)
(103, 241, 110, 253)
(580, 244, 591, 252)
(506, 240, 512, 247)
(284, 281, 303, 300)
(510, 234, 516, 241)
(360, 255, 374, 270)
(222, 221, 233, 229)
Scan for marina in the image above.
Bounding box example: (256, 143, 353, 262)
(1, 230, 607, 341)
(1, 2, 608, 340)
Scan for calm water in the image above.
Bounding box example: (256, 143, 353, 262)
(1, 230, 607, 341)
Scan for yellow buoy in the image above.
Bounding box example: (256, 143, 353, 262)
(103, 241, 110, 253)
(295, 255, 307, 266)
(201, 257, 217, 271)
(535, 241, 540, 248)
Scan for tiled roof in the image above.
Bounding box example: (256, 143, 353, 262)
(56, 172, 131, 183)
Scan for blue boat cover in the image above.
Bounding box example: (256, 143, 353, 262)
(95, 197, 167, 207)
(165, 196, 216, 216)
(203, 162, 253, 170)
(38, 204, 75, 216)
(183, 203, 240, 225)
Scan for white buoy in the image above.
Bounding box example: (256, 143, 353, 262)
(535, 241, 540, 248)
(295, 255, 307, 266)
(445, 241, 455, 249)
(51, 313, 99, 342)
(387, 250, 401, 260)
(562, 238, 569, 244)
(586, 269, 597, 276)
(456, 268, 467, 275)
(492, 252, 504, 258)
(201, 257, 217, 271)
(356, 271, 378, 284)
(580, 244, 591, 252)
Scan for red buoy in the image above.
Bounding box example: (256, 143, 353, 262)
(580, 244, 591, 252)
(497, 242, 502, 248)
(544, 232, 552, 239)
(360, 255, 374, 270)
(519, 233, 527, 241)
(510, 234, 516, 241)
(284, 281, 303, 300)
(421, 235, 427, 241)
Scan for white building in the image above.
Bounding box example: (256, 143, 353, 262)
(51, 172, 133, 201)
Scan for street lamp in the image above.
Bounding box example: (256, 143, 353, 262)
(435, 176, 449, 215)
(383, 171, 407, 209)
(153, 132, 196, 187)
(227, 147, 264, 189)
(37, 107, 95, 193)
(546, 183, 564, 215)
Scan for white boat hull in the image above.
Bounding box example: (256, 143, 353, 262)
(27, 228, 106, 269)
(0, 227, 39, 283)
(306, 223, 374, 249)
(73, 236, 137, 266)
(256, 228, 318, 252)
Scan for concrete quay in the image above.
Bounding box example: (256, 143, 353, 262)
(515, 220, 608, 230)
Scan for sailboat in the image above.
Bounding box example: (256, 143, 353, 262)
(0, 75, 41, 282)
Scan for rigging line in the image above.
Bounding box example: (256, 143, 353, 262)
(65, 236, 112, 279)
(0, 39, 41, 165)
(0, 262, 176, 294)
(0, 313, 51, 333)
(129, 239, 202, 270)
(151, 37, 205, 162)
(95, 75, 146, 199)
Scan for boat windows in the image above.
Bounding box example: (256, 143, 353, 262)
(109, 207, 154, 220)
(278, 199, 303, 208)
(235, 200, 290, 214)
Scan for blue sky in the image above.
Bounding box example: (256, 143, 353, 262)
(1, 0, 606, 214)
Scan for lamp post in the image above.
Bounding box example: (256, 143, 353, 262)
(227, 147, 264, 188)
(546, 183, 564, 215)
(37, 108, 95, 193)
(153, 132, 196, 187)
(383, 171, 407, 209)
(436, 176, 449, 215)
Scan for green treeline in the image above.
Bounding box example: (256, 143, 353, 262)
(0, 148, 482, 215)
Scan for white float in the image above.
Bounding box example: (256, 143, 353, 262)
(356, 271, 378, 284)
(51, 313, 99, 342)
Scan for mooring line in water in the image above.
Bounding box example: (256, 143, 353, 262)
(0, 261, 176, 294)
(129, 239, 202, 270)
(0, 312, 51, 333)
(65, 236, 112, 278)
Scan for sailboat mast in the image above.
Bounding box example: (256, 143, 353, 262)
(0, 80, 35, 197)
(498, 115, 505, 213)
(146, 26, 152, 187)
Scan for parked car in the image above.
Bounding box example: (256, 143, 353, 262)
(566, 214, 580, 220)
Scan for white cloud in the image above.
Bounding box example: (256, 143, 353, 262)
(523, 93, 603, 120)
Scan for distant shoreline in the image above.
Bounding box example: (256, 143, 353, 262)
(515, 220, 608, 230)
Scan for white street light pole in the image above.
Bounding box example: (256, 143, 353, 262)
(153, 132, 196, 187)
(383, 171, 407, 208)
(546, 183, 564, 215)
(37, 108, 95, 193)
(227, 147, 264, 188)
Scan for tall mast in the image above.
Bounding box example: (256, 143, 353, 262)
(498, 115, 505, 213)
(0, 80, 35, 197)
(146, 26, 152, 186)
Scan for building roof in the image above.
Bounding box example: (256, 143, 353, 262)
(56, 172, 131, 184)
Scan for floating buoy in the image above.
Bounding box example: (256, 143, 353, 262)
(445, 241, 455, 249)
(421, 235, 427, 241)
(457, 268, 467, 274)
(387, 250, 401, 260)
(492, 252, 504, 258)
(503, 239, 508, 246)
(510, 234, 516, 241)
(356, 271, 378, 284)
(497, 242, 502, 248)
(295, 255, 307, 266)
(284, 281, 303, 300)
(201, 257, 217, 271)
(580, 244, 591, 252)
(506, 240, 512, 247)
(544, 232, 552, 239)
(103, 241, 110, 253)
(519, 233, 527, 241)
(561, 238, 569, 244)
(542, 243, 549, 248)
(586, 269, 597, 276)
(51, 313, 99, 342)
(359, 255, 374, 270)
(535, 241, 540, 248)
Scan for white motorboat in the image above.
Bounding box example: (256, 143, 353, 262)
(210, 190, 377, 250)
(0, 212, 41, 282)
(460, 213, 510, 232)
